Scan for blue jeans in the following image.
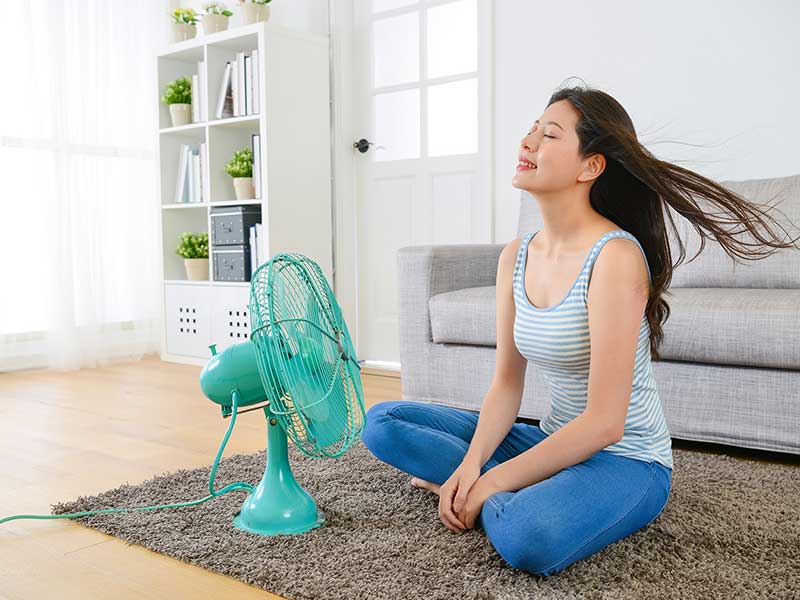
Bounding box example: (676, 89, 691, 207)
(361, 400, 672, 577)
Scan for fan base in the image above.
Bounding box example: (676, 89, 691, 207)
(232, 510, 326, 536)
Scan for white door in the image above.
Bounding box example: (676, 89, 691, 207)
(347, 0, 493, 369)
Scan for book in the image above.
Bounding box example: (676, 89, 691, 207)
(255, 222, 265, 267)
(187, 149, 194, 203)
(237, 51, 246, 116)
(245, 54, 252, 115)
(191, 74, 199, 123)
(192, 149, 201, 203)
(231, 59, 238, 117)
(174, 144, 189, 203)
(200, 142, 207, 202)
(249, 225, 257, 279)
(216, 62, 233, 119)
(251, 50, 259, 114)
(199, 60, 206, 121)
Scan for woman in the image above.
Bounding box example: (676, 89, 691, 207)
(360, 82, 799, 577)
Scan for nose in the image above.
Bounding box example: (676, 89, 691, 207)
(521, 130, 538, 153)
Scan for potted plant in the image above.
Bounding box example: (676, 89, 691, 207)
(162, 77, 193, 127)
(170, 8, 199, 42)
(176, 232, 209, 280)
(224, 148, 255, 200)
(202, 2, 233, 34)
(238, 0, 272, 24)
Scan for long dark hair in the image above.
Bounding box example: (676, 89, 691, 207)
(546, 82, 800, 360)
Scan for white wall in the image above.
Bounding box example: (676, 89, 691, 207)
(493, 0, 800, 243)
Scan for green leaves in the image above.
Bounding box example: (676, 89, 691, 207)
(162, 76, 192, 105)
(176, 232, 209, 259)
(203, 2, 233, 16)
(224, 148, 254, 178)
(170, 8, 198, 25)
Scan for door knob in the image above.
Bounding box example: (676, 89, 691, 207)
(353, 138, 385, 153)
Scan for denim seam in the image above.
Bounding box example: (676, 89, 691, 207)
(537, 463, 658, 574)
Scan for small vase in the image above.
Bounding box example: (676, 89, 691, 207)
(169, 103, 192, 127)
(202, 14, 229, 34)
(184, 258, 209, 281)
(233, 177, 254, 200)
(242, 3, 271, 24)
(172, 22, 197, 42)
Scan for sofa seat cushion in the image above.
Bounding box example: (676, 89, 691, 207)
(658, 288, 800, 369)
(430, 286, 800, 370)
(430, 285, 497, 347)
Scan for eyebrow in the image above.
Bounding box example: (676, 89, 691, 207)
(534, 120, 564, 131)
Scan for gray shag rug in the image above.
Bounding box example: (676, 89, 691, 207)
(52, 439, 799, 600)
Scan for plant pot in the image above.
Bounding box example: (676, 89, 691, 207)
(242, 3, 271, 24)
(169, 103, 193, 127)
(184, 258, 209, 281)
(172, 22, 197, 42)
(233, 177, 254, 200)
(202, 14, 229, 34)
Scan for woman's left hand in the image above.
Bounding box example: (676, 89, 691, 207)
(455, 473, 499, 530)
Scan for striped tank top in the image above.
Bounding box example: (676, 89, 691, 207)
(513, 228, 673, 470)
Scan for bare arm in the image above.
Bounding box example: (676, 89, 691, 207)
(463, 238, 528, 469)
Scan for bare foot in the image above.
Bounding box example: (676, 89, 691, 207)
(411, 476, 441, 496)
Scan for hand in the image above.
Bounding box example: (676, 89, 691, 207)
(438, 459, 482, 533)
(455, 473, 498, 530)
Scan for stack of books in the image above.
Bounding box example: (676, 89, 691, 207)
(215, 50, 260, 119)
(174, 142, 208, 203)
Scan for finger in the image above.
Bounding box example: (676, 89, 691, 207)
(440, 503, 465, 531)
(440, 497, 466, 531)
(445, 488, 467, 529)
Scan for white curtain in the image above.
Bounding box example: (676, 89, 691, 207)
(0, 1, 169, 372)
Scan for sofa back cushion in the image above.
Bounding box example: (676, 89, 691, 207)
(516, 173, 800, 288)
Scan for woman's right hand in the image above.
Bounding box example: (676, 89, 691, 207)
(438, 459, 482, 533)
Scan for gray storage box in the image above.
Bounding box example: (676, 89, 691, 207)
(213, 244, 252, 282)
(210, 205, 261, 246)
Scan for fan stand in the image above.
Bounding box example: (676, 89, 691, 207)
(232, 394, 326, 535)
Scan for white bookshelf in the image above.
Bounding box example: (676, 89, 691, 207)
(155, 22, 332, 365)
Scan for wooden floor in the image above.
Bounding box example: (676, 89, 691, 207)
(0, 354, 396, 599)
(0, 354, 794, 599)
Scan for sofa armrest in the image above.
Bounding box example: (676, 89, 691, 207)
(397, 243, 505, 348)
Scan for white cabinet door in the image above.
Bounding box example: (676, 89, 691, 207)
(164, 283, 212, 358)
(210, 284, 253, 354)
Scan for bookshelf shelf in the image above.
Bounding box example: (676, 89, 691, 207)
(208, 114, 260, 128)
(155, 21, 332, 365)
(159, 122, 206, 134)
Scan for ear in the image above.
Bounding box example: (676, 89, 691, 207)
(578, 153, 606, 183)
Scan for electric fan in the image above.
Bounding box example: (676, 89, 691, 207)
(0, 252, 366, 535)
(199, 251, 367, 535)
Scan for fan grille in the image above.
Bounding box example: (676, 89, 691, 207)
(248, 253, 365, 458)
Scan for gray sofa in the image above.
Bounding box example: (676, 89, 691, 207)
(397, 173, 800, 456)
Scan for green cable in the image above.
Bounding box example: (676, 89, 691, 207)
(0, 389, 256, 526)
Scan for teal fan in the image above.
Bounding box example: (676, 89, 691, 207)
(199, 252, 366, 535)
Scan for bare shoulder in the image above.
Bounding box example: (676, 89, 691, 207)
(498, 237, 523, 270)
(590, 237, 651, 299)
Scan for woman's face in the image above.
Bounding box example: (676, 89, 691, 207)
(512, 99, 594, 193)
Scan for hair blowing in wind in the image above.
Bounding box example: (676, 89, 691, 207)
(543, 81, 800, 361)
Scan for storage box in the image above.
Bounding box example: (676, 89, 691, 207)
(210, 205, 261, 246)
(213, 244, 252, 282)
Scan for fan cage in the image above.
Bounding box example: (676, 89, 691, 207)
(248, 253, 365, 459)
